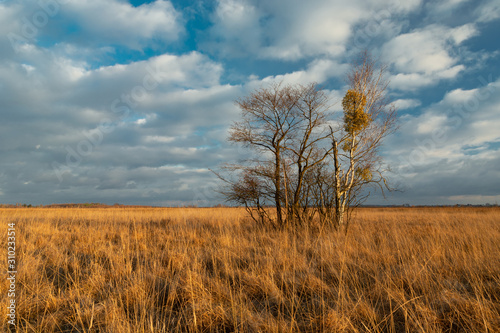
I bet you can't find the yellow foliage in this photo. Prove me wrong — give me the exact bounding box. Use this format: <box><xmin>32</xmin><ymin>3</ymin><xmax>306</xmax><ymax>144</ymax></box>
<box><xmin>341</xmin><ymin>140</ymin><xmax>351</xmax><ymax>152</ymax></box>
<box><xmin>342</xmin><ymin>89</ymin><xmax>370</xmax><ymax>134</ymax></box>
<box><xmin>355</xmin><ymin>166</ymin><xmax>372</xmax><ymax>181</ymax></box>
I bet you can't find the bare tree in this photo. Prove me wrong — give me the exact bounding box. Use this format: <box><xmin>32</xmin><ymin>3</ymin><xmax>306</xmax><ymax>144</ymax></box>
<box><xmin>218</xmin><ymin>82</ymin><xmax>333</xmax><ymax>228</ymax></box>
<box><xmin>283</xmin><ymin>84</ymin><xmax>333</xmax><ymax>226</ymax></box>
<box><xmin>225</xmin><ymin>83</ymin><xmax>303</xmax><ymax>228</ymax></box>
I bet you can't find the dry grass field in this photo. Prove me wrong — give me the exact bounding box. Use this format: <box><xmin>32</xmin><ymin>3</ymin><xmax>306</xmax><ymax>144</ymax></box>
<box><xmin>1</xmin><ymin>206</ymin><xmax>499</xmax><ymax>332</ymax></box>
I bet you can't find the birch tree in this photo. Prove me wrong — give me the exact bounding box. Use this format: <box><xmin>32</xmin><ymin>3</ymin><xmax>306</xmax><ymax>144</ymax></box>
<box><xmin>328</xmin><ymin>51</ymin><xmax>397</xmax><ymax>231</ymax></box>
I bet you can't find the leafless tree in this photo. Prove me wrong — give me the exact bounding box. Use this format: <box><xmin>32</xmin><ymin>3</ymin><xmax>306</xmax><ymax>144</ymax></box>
<box><xmin>216</xmin><ymin>82</ymin><xmax>333</xmax><ymax>228</ymax></box>
<box><xmin>283</xmin><ymin>84</ymin><xmax>334</xmax><ymax>226</ymax></box>
<box><xmin>223</xmin><ymin>83</ymin><xmax>303</xmax><ymax>227</ymax></box>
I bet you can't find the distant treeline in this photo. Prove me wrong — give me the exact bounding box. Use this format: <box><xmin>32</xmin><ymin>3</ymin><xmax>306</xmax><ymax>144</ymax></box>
<box><xmin>0</xmin><ymin>203</ymin><xmax>497</xmax><ymax>209</ymax></box>
<box><xmin>0</xmin><ymin>203</ymin><xmax>124</xmax><ymax>208</ymax></box>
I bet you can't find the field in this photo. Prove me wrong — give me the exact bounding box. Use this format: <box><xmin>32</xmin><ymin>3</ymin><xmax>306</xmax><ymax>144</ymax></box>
<box><xmin>1</xmin><ymin>207</ymin><xmax>499</xmax><ymax>332</ymax></box>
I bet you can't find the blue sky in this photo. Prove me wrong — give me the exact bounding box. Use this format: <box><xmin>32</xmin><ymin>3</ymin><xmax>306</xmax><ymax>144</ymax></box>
<box><xmin>1</xmin><ymin>0</ymin><xmax>499</xmax><ymax>206</ymax></box>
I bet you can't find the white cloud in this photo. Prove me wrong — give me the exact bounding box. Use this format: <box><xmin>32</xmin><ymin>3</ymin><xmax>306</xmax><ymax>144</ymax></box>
<box><xmin>415</xmin><ymin>114</ymin><xmax>448</xmax><ymax>134</ymax></box>
<box><xmin>263</xmin><ymin>0</ymin><xmax>423</xmax><ymax>60</ymax></box>
<box><xmin>393</xmin><ymin>99</ymin><xmax>421</xmax><ymax>110</ymax></box>
<box><xmin>474</xmin><ymin>0</ymin><xmax>500</xmax><ymax>22</ymax></box>
<box><xmin>387</xmin><ymin>76</ymin><xmax>500</xmax><ymax>173</ymax></box>
<box><xmin>141</xmin><ymin>83</ymin><xmax>240</xmax><ymax>135</ymax></box>
<box><xmin>383</xmin><ymin>24</ymin><xmax>476</xmax><ymax>90</ymax></box>
<box><xmin>248</xmin><ymin>58</ymin><xmax>348</xmax><ymax>87</ymax></box>
<box><xmin>207</xmin><ymin>0</ymin><xmax>261</xmax><ymax>56</ymax></box>
<box><xmin>206</xmin><ymin>0</ymin><xmax>423</xmax><ymax>61</ymax></box>
<box><xmin>449</xmin><ymin>24</ymin><xmax>478</xmax><ymax>44</ymax></box>
<box><xmin>385</xmin><ymin>26</ymin><xmax>452</xmax><ymax>73</ymax></box>
<box><xmin>390</xmin><ymin>65</ymin><xmax>465</xmax><ymax>91</ymax></box>
<box><xmin>424</xmin><ymin>0</ymin><xmax>471</xmax><ymax>18</ymax></box>
<box><xmin>67</xmin><ymin>0</ymin><xmax>183</xmax><ymax>48</ymax></box>
<box><xmin>4</xmin><ymin>0</ymin><xmax>183</xmax><ymax>51</ymax></box>
<box><xmin>0</xmin><ymin>46</ymin><xmax>234</xmax><ymax>172</ymax></box>
<box><xmin>144</xmin><ymin>136</ymin><xmax>176</xmax><ymax>143</ymax></box>
<box><xmin>260</xmin><ymin>2</ymin><xmax>353</xmax><ymax>60</ymax></box>
<box><xmin>92</xmin><ymin>52</ymin><xmax>223</xmax><ymax>90</ymax></box>
<box><xmin>390</xmin><ymin>73</ymin><xmax>433</xmax><ymax>91</ymax></box>
<box><xmin>0</xmin><ymin>3</ymin><xmax>21</xmax><ymax>33</ymax></box>
<box><xmin>441</xmin><ymin>87</ymin><xmax>479</xmax><ymax>104</ymax></box>
<box><xmin>3</xmin><ymin>43</ymin><xmax>90</xmax><ymax>92</ymax></box>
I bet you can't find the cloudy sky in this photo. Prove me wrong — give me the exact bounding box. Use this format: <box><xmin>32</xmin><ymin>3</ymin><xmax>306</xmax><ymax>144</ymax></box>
<box><xmin>1</xmin><ymin>0</ymin><xmax>499</xmax><ymax>206</ymax></box>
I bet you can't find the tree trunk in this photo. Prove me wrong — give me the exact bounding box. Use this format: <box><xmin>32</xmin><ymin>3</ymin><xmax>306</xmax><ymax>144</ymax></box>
<box><xmin>275</xmin><ymin>148</ymin><xmax>283</xmax><ymax>227</ymax></box>
<box><xmin>332</xmin><ymin>140</ymin><xmax>344</xmax><ymax>229</ymax></box>
<box><xmin>292</xmin><ymin>163</ymin><xmax>304</xmax><ymax>226</ymax></box>
<box><xmin>335</xmin><ymin>202</ymin><xmax>344</xmax><ymax>228</ymax></box>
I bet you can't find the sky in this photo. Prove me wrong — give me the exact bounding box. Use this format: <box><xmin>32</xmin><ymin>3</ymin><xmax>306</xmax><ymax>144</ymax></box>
<box><xmin>1</xmin><ymin>0</ymin><xmax>499</xmax><ymax>206</ymax></box>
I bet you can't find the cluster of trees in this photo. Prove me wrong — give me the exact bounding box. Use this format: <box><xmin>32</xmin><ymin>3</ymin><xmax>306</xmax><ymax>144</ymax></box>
<box><xmin>217</xmin><ymin>53</ymin><xmax>397</xmax><ymax>232</ymax></box>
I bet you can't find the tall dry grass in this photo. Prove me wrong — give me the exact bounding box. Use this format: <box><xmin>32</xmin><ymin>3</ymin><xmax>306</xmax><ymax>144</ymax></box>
<box><xmin>1</xmin><ymin>206</ymin><xmax>499</xmax><ymax>332</ymax></box>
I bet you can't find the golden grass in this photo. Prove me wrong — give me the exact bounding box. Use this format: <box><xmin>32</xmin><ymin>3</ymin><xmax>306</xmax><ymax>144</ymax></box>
<box><xmin>1</xmin><ymin>206</ymin><xmax>499</xmax><ymax>332</ymax></box>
